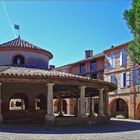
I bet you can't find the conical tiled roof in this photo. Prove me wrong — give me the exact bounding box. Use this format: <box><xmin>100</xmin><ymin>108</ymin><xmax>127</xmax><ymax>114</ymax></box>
<box><xmin>0</xmin><ymin>37</ymin><xmax>53</xmax><ymax>59</ymax></box>
<box><xmin>0</xmin><ymin>37</ymin><xmax>41</xmax><ymax>49</ymax></box>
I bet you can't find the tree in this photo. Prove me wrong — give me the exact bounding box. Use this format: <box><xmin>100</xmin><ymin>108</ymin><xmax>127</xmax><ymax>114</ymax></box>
<box><xmin>124</xmin><ymin>0</ymin><xmax>140</xmax><ymax>64</ymax></box>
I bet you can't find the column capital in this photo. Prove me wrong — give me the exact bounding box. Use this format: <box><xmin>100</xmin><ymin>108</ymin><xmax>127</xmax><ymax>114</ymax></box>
<box><xmin>46</xmin><ymin>83</ymin><xmax>55</xmax><ymax>86</ymax></box>
<box><xmin>0</xmin><ymin>83</ymin><xmax>2</xmax><ymax>86</ymax></box>
<box><xmin>99</xmin><ymin>88</ymin><xmax>104</xmax><ymax>92</ymax></box>
<box><xmin>79</xmin><ymin>86</ymin><xmax>87</xmax><ymax>89</ymax></box>
<box><xmin>104</xmin><ymin>87</ymin><xmax>109</xmax><ymax>92</ymax></box>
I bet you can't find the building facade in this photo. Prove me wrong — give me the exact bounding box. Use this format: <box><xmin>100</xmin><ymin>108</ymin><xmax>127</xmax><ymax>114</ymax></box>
<box><xmin>104</xmin><ymin>43</ymin><xmax>140</xmax><ymax>119</ymax></box>
<box><xmin>57</xmin><ymin>43</ymin><xmax>140</xmax><ymax>119</ymax></box>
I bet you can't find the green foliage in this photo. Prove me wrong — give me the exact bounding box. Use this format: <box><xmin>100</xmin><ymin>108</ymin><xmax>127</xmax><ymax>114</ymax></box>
<box><xmin>124</xmin><ymin>0</ymin><xmax>140</xmax><ymax>64</ymax></box>
<box><xmin>116</xmin><ymin>114</ymin><xmax>125</xmax><ymax>119</ymax></box>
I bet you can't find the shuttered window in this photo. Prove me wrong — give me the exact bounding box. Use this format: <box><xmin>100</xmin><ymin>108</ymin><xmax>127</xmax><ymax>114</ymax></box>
<box><xmin>106</xmin><ymin>53</ymin><xmax>115</xmax><ymax>69</ymax></box>
<box><xmin>120</xmin><ymin>72</ymin><xmax>130</xmax><ymax>88</ymax></box>
<box><xmin>120</xmin><ymin>49</ymin><xmax>127</xmax><ymax>66</ymax></box>
<box><xmin>80</xmin><ymin>63</ymin><xmax>86</xmax><ymax>74</ymax></box>
<box><xmin>133</xmin><ymin>68</ymin><xmax>140</xmax><ymax>85</ymax></box>
<box><xmin>111</xmin><ymin>74</ymin><xmax>117</xmax><ymax>84</ymax></box>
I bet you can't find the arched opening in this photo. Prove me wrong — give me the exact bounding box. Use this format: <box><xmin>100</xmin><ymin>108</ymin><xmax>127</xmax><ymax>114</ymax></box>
<box><xmin>94</xmin><ymin>103</ymin><xmax>99</xmax><ymax>114</ymax></box>
<box><xmin>110</xmin><ymin>98</ymin><xmax>128</xmax><ymax>118</ymax></box>
<box><xmin>9</xmin><ymin>93</ymin><xmax>28</xmax><ymax>110</ymax></box>
<box><xmin>136</xmin><ymin>103</ymin><xmax>140</xmax><ymax>119</ymax></box>
<box><xmin>62</xmin><ymin>100</ymin><xmax>67</xmax><ymax>114</ymax></box>
<box><xmin>53</xmin><ymin>99</ymin><xmax>67</xmax><ymax>114</ymax></box>
<box><xmin>35</xmin><ymin>94</ymin><xmax>46</xmax><ymax>110</ymax></box>
<box><xmin>13</xmin><ymin>55</ymin><xmax>25</xmax><ymax>65</ymax></box>
<box><xmin>54</xmin><ymin>99</ymin><xmax>59</xmax><ymax>114</ymax></box>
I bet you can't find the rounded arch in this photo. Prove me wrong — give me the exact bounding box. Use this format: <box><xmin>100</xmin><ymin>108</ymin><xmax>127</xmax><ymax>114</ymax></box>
<box><xmin>53</xmin><ymin>99</ymin><xmax>59</xmax><ymax>114</ymax></box>
<box><xmin>35</xmin><ymin>94</ymin><xmax>46</xmax><ymax>110</ymax></box>
<box><xmin>9</xmin><ymin>93</ymin><xmax>28</xmax><ymax>110</ymax></box>
<box><xmin>54</xmin><ymin>99</ymin><xmax>59</xmax><ymax>106</ymax></box>
<box><xmin>110</xmin><ymin>98</ymin><xmax>128</xmax><ymax>118</ymax></box>
<box><xmin>13</xmin><ymin>55</ymin><xmax>25</xmax><ymax>65</ymax></box>
<box><xmin>53</xmin><ymin>99</ymin><xmax>67</xmax><ymax>114</ymax></box>
<box><xmin>136</xmin><ymin>103</ymin><xmax>140</xmax><ymax>119</ymax></box>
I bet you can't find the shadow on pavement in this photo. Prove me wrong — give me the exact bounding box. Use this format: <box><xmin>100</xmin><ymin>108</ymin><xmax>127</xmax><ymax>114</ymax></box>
<box><xmin>0</xmin><ymin>119</ymin><xmax>140</xmax><ymax>134</ymax></box>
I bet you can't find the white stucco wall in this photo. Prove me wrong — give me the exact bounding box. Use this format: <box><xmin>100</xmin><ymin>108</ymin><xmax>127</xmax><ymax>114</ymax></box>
<box><xmin>0</xmin><ymin>50</ymin><xmax>49</xmax><ymax>69</ymax></box>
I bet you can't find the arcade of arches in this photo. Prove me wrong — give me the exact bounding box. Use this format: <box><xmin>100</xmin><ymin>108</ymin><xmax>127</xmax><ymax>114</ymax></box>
<box><xmin>110</xmin><ymin>98</ymin><xmax>128</xmax><ymax>118</ymax></box>
<box><xmin>0</xmin><ymin>81</ymin><xmax>115</xmax><ymax>125</ymax></box>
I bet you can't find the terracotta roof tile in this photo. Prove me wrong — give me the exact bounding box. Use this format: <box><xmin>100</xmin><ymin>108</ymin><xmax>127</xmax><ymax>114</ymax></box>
<box><xmin>0</xmin><ymin>37</ymin><xmax>41</xmax><ymax>49</ymax></box>
<box><xmin>0</xmin><ymin>66</ymin><xmax>90</xmax><ymax>80</ymax></box>
<box><xmin>0</xmin><ymin>37</ymin><xmax>53</xmax><ymax>59</ymax></box>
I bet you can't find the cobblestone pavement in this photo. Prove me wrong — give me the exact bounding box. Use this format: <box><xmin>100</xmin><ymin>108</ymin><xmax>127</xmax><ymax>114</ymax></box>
<box><xmin>0</xmin><ymin>119</ymin><xmax>140</xmax><ymax>140</ymax></box>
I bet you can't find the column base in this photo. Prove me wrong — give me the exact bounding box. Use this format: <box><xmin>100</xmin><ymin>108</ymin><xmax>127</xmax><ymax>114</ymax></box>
<box><xmin>78</xmin><ymin>114</ymin><xmax>87</xmax><ymax>118</ymax></box>
<box><xmin>45</xmin><ymin>114</ymin><xmax>55</xmax><ymax>121</ymax></box>
<box><xmin>98</xmin><ymin>113</ymin><xmax>106</xmax><ymax>117</ymax></box>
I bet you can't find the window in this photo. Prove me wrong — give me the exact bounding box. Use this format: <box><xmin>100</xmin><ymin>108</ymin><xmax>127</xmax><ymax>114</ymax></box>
<box><xmin>106</xmin><ymin>53</ymin><xmax>115</xmax><ymax>69</ymax></box>
<box><xmin>110</xmin><ymin>74</ymin><xmax>117</xmax><ymax>84</ymax></box>
<box><xmin>116</xmin><ymin>99</ymin><xmax>125</xmax><ymax>111</ymax></box>
<box><xmin>80</xmin><ymin>63</ymin><xmax>86</xmax><ymax>74</ymax></box>
<box><xmin>13</xmin><ymin>55</ymin><xmax>25</xmax><ymax>65</ymax></box>
<box><xmin>120</xmin><ymin>49</ymin><xmax>127</xmax><ymax>66</ymax></box>
<box><xmin>9</xmin><ymin>93</ymin><xmax>28</xmax><ymax>110</ymax></box>
<box><xmin>120</xmin><ymin>72</ymin><xmax>130</xmax><ymax>88</ymax></box>
<box><xmin>90</xmin><ymin>61</ymin><xmax>96</xmax><ymax>72</ymax></box>
<box><xmin>133</xmin><ymin>68</ymin><xmax>140</xmax><ymax>85</ymax></box>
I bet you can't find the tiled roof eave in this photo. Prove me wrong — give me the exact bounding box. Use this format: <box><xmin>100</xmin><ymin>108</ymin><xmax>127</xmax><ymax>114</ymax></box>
<box><xmin>0</xmin><ymin>38</ymin><xmax>53</xmax><ymax>59</ymax></box>
<box><xmin>0</xmin><ymin>66</ymin><xmax>116</xmax><ymax>92</ymax></box>
<box><xmin>0</xmin><ymin>46</ymin><xmax>53</xmax><ymax>59</ymax></box>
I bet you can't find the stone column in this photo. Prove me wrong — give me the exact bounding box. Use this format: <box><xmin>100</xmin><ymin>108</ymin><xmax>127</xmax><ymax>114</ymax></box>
<box><xmin>58</xmin><ymin>98</ymin><xmax>63</xmax><ymax>117</ymax></box>
<box><xmin>99</xmin><ymin>88</ymin><xmax>104</xmax><ymax>116</ymax></box>
<box><xmin>45</xmin><ymin>83</ymin><xmax>55</xmax><ymax>121</ymax></box>
<box><xmin>79</xmin><ymin>86</ymin><xmax>86</xmax><ymax>117</ymax></box>
<box><xmin>92</xmin><ymin>97</ymin><xmax>95</xmax><ymax>115</ymax></box>
<box><xmin>75</xmin><ymin>98</ymin><xmax>79</xmax><ymax>116</ymax></box>
<box><xmin>0</xmin><ymin>83</ymin><xmax>3</xmax><ymax>122</ymax></box>
<box><xmin>89</xmin><ymin>97</ymin><xmax>95</xmax><ymax>116</ymax></box>
<box><xmin>104</xmin><ymin>90</ymin><xmax>110</xmax><ymax>116</ymax></box>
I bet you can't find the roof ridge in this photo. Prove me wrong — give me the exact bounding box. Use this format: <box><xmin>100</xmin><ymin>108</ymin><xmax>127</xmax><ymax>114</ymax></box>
<box><xmin>0</xmin><ymin>66</ymin><xmax>11</xmax><ymax>73</ymax></box>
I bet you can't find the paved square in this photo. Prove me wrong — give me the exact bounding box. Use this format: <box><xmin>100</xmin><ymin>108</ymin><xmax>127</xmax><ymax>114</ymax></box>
<box><xmin>0</xmin><ymin>119</ymin><xmax>140</xmax><ymax>140</ymax></box>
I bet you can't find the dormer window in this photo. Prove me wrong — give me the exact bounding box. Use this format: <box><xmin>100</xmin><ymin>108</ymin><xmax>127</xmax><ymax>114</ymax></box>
<box><xmin>13</xmin><ymin>55</ymin><xmax>25</xmax><ymax>65</ymax></box>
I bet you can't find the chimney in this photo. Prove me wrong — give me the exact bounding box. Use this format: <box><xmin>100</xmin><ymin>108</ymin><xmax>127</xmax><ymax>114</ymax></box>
<box><xmin>85</xmin><ymin>50</ymin><xmax>93</xmax><ymax>58</ymax></box>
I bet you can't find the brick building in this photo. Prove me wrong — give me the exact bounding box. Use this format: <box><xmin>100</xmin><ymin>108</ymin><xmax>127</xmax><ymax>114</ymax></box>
<box><xmin>57</xmin><ymin>43</ymin><xmax>140</xmax><ymax>119</ymax></box>
<box><xmin>104</xmin><ymin>43</ymin><xmax>140</xmax><ymax>119</ymax></box>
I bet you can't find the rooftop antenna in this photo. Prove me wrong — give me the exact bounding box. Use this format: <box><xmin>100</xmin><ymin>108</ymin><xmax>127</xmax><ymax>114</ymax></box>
<box><xmin>2</xmin><ymin>0</ymin><xmax>16</xmax><ymax>38</ymax></box>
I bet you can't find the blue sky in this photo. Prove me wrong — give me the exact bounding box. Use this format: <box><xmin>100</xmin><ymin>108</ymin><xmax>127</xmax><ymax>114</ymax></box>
<box><xmin>0</xmin><ymin>0</ymin><xmax>132</xmax><ymax>67</ymax></box>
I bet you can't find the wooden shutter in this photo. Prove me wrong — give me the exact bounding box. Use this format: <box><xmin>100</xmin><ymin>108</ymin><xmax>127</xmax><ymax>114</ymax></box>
<box><xmin>120</xmin><ymin>51</ymin><xmax>122</xmax><ymax>66</ymax></box>
<box><xmin>111</xmin><ymin>74</ymin><xmax>116</xmax><ymax>84</ymax></box>
<box><xmin>126</xmin><ymin>72</ymin><xmax>130</xmax><ymax>87</ymax></box>
<box><xmin>137</xmin><ymin>69</ymin><xmax>140</xmax><ymax>85</ymax></box>
<box><xmin>133</xmin><ymin>68</ymin><xmax>137</xmax><ymax>85</ymax></box>
<box><xmin>108</xmin><ymin>75</ymin><xmax>111</xmax><ymax>82</ymax></box>
<box><xmin>112</xmin><ymin>53</ymin><xmax>115</xmax><ymax>68</ymax></box>
<box><xmin>120</xmin><ymin>73</ymin><xmax>124</xmax><ymax>88</ymax></box>
<box><xmin>107</xmin><ymin>54</ymin><xmax>112</xmax><ymax>68</ymax></box>
<box><xmin>122</xmin><ymin>49</ymin><xmax>127</xmax><ymax>66</ymax></box>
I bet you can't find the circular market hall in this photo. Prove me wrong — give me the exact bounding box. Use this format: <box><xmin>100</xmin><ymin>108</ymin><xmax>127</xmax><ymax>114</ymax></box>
<box><xmin>0</xmin><ymin>37</ymin><xmax>116</xmax><ymax>125</ymax></box>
